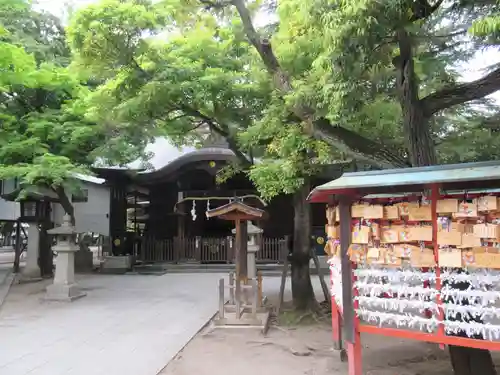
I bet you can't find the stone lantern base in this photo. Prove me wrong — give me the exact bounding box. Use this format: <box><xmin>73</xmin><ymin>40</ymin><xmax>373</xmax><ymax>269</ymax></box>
<box><xmin>44</xmin><ymin>283</ymin><xmax>86</xmax><ymax>302</ymax></box>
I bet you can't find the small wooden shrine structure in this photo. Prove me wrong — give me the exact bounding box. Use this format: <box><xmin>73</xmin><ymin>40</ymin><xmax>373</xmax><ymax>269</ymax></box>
<box><xmin>206</xmin><ymin>199</ymin><xmax>270</xmax><ymax>330</ymax></box>
<box><xmin>307</xmin><ymin>161</ymin><xmax>500</xmax><ymax>375</ymax></box>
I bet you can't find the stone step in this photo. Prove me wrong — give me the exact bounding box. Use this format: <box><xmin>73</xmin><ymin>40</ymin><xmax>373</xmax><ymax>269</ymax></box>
<box><xmin>132</xmin><ymin>262</ymin><xmax>328</xmax><ymax>276</ymax></box>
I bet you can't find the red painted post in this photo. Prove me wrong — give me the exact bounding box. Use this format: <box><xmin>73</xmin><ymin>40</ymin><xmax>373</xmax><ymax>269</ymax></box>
<box><xmin>347</xmin><ymin>338</ymin><xmax>362</xmax><ymax>375</ymax></box>
<box><xmin>348</xmin><ymin>261</ymin><xmax>362</xmax><ymax>375</ymax></box>
<box><xmin>331</xmin><ymin>300</ymin><xmax>341</xmax><ymax>349</ymax></box>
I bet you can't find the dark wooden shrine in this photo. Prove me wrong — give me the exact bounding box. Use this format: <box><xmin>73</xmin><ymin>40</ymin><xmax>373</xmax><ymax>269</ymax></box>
<box><xmin>91</xmin><ymin>138</ymin><xmax>351</xmax><ymax>264</ymax></box>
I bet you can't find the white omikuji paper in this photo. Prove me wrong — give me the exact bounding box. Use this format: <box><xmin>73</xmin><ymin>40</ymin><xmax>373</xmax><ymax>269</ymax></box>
<box><xmin>351</xmin><ymin>265</ymin><xmax>500</xmax><ymax>341</ymax></box>
<box><xmin>329</xmin><ymin>256</ymin><xmax>343</xmax><ymax>309</ymax></box>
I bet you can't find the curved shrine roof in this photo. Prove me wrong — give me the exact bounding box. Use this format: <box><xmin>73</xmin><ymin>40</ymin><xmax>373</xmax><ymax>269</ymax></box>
<box><xmin>93</xmin><ymin>137</ymin><xmax>238</xmax><ymax>182</ymax></box>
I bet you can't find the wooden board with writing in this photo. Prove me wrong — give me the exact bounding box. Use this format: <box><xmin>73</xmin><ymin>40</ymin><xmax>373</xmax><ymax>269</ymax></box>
<box><xmin>437</xmin><ymin>199</ymin><xmax>458</xmax><ymax>214</ymax></box>
<box><xmin>410</xmin><ymin>249</ymin><xmax>436</xmax><ymax>268</ymax></box>
<box><xmin>408</xmin><ymin>205</ymin><xmax>432</xmax><ymax>221</ymax></box>
<box><xmin>438</xmin><ymin>248</ymin><xmax>462</xmax><ymax>268</ymax></box>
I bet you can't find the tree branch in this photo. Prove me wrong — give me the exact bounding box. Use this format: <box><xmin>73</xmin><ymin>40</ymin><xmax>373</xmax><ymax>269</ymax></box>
<box><xmin>177</xmin><ymin>105</ymin><xmax>253</xmax><ymax>167</ymax></box>
<box><xmin>230</xmin><ymin>0</ymin><xmax>408</xmax><ymax>168</ymax></box>
<box><xmin>421</xmin><ymin>66</ymin><xmax>500</xmax><ymax>117</ymax></box>
<box><xmin>198</xmin><ymin>0</ymin><xmax>231</xmax><ymax>9</ymax></box>
<box><xmin>313</xmin><ymin>118</ymin><xmax>410</xmax><ymax>168</ymax></box>
<box><xmin>409</xmin><ymin>0</ymin><xmax>445</xmax><ymax>22</ymax></box>
<box><xmin>230</xmin><ymin>0</ymin><xmax>290</xmax><ymax>89</ymax></box>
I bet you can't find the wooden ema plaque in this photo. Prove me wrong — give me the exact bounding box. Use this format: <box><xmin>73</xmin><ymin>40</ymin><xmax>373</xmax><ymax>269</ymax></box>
<box><xmin>408</xmin><ymin>205</ymin><xmax>432</xmax><ymax>221</ymax></box>
<box><xmin>458</xmin><ymin>233</ymin><xmax>481</xmax><ymax>248</ymax></box>
<box><xmin>385</xmin><ymin>248</ymin><xmax>402</xmax><ymax>267</ymax></box>
<box><xmin>365</xmin><ymin>247</ymin><xmax>402</xmax><ymax>267</ymax></box>
<box><xmin>363</xmin><ymin>205</ymin><xmax>384</xmax><ymax>219</ymax></box>
<box><xmin>410</xmin><ymin>248</ymin><xmax>436</xmax><ymax>268</ymax></box>
<box><xmin>383</xmin><ymin>205</ymin><xmax>399</xmax><ymax>220</ymax></box>
<box><xmin>437</xmin><ymin>230</ymin><xmax>462</xmax><ymax>246</ymax></box>
<box><xmin>351</xmin><ymin>204</ymin><xmax>366</xmax><ymax>218</ymax></box>
<box><xmin>348</xmin><ymin>244</ymin><xmax>366</xmax><ymax>263</ymax></box>
<box><xmin>438</xmin><ymin>221</ymin><xmax>473</xmax><ymax>233</ymax></box>
<box><xmin>397</xmin><ymin>202</ymin><xmax>419</xmax><ymax>217</ymax></box>
<box><xmin>473</xmin><ymin>223</ymin><xmax>500</xmax><ymax>240</ymax></box>
<box><xmin>475</xmin><ymin>196</ymin><xmax>498</xmax><ymax>212</ymax></box>
<box><xmin>352</xmin><ymin>226</ymin><xmax>370</xmax><ymax>244</ymax></box>
<box><xmin>371</xmin><ymin>223</ymin><xmax>381</xmax><ymax>240</ymax></box>
<box><xmin>325</xmin><ymin>224</ymin><xmax>340</xmax><ymax>239</ymax></box>
<box><xmin>393</xmin><ymin>244</ymin><xmax>420</xmax><ymax>259</ymax></box>
<box><xmin>439</xmin><ymin>248</ymin><xmax>462</xmax><ymax>268</ymax></box>
<box><xmin>454</xmin><ymin>201</ymin><xmax>478</xmax><ymax>218</ymax></box>
<box><xmin>399</xmin><ymin>226</ymin><xmax>433</xmax><ymax>242</ymax></box>
<box><xmin>465</xmin><ymin>247</ymin><xmax>500</xmax><ymax>269</ymax></box>
<box><xmin>437</xmin><ymin>199</ymin><xmax>458</xmax><ymax>214</ymax></box>
<box><xmin>324</xmin><ymin>240</ymin><xmax>339</xmax><ymax>257</ymax></box>
<box><xmin>326</xmin><ymin>206</ymin><xmax>337</xmax><ymax>224</ymax></box>
<box><xmin>366</xmin><ymin>247</ymin><xmax>384</xmax><ymax>264</ymax></box>
<box><xmin>381</xmin><ymin>226</ymin><xmax>399</xmax><ymax>244</ymax></box>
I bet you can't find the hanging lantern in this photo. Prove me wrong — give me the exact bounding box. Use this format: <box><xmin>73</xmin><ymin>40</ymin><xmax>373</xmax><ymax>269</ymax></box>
<box><xmin>20</xmin><ymin>199</ymin><xmax>48</xmax><ymax>222</ymax></box>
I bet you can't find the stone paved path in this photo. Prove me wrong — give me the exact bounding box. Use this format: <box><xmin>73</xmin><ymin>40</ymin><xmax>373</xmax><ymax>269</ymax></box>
<box><xmin>0</xmin><ymin>273</ymin><xmax>226</xmax><ymax>375</ymax></box>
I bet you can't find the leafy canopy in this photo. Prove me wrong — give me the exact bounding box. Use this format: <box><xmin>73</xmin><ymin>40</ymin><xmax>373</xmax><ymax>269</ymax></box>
<box><xmin>0</xmin><ymin>0</ymin><xmax>151</xmax><ymax>200</ymax></box>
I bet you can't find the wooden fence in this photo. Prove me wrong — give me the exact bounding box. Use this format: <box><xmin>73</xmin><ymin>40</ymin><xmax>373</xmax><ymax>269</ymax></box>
<box><xmin>139</xmin><ymin>235</ymin><xmax>288</xmax><ymax>264</ymax></box>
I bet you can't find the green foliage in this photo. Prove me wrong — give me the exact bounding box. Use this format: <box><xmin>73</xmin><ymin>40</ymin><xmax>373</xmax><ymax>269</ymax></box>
<box><xmin>268</xmin><ymin>0</ymin><xmax>500</xmax><ymax>165</ymax></box>
<box><xmin>0</xmin><ymin>0</ymin><xmax>153</xmax><ymax>205</ymax></box>
<box><xmin>45</xmin><ymin>0</ymin><xmax>500</xmax><ymax>201</ymax></box>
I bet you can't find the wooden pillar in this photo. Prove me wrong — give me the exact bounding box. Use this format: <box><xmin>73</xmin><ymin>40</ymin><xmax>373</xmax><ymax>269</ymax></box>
<box><xmin>177</xmin><ymin>202</ymin><xmax>185</xmax><ymax>260</ymax></box>
<box><xmin>13</xmin><ymin>219</ymin><xmax>21</xmax><ymax>273</ymax></box>
<box><xmin>235</xmin><ymin>219</ymin><xmax>247</xmax><ymax>280</ymax></box>
<box><xmin>109</xmin><ymin>183</ymin><xmax>127</xmax><ymax>256</ymax></box>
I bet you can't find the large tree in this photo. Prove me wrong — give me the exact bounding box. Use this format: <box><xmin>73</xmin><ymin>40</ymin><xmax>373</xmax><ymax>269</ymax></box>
<box><xmin>0</xmin><ymin>0</ymin><xmax>152</xmax><ymax>275</ymax></box>
<box><xmin>67</xmin><ymin>0</ymin><xmax>500</xmax><ymax>319</ymax></box>
<box><xmin>67</xmin><ymin>0</ymin><xmax>365</xmax><ymax>311</ymax></box>
<box><xmin>226</xmin><ymin>0</ymin><xmax>500</xmax><ymax>373</ymax></box>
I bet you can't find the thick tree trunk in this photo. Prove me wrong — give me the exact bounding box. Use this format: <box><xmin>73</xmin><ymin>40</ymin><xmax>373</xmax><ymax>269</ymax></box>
<box><xmin>396</xmin><ymin>27</ymin><xmax>496</xmax><ymax>375</ymax></box>
<box><xmin>401</xmin><ymin>104</ymin><xmax>436</xmax><ymax>166</ymax></box>
<box><xmin>395</xmin><ymin>29</ymin><xmax>437</xmax><ymax>167</ymax></box>
<box><xmin>291</xmin><ymin>180</ymin><xmax>318</xmax><ymax>311</ymax></box>
<box><xmin>37</xmin><ymin>186</ymin><xmax>77</xmax><ymax>278</ymax></box>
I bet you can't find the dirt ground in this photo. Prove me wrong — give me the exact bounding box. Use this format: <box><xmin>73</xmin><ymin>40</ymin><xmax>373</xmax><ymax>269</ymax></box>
<box><xmin>160</xmin><ymin>310</ymin><xmax>500</xmax><ymax>375</ymax></box>
<box><xmin>159</xmin><ymin>278</ymin><xmax>500</xmax><ymax>375</ymax></box>
<box><xmin>160</xmin><ymin>318</ymin><xmax>471</xmax><ymax>375</ymax></box>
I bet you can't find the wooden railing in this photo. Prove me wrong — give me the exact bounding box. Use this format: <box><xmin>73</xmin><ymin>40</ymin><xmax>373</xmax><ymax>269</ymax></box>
<box><xmin>141</xmin><ymin>237</ymin><xmax>176</xmax><ymax>262</ymax></box>
<box><xmin>257</xmin><ymin>237</ymin><xmax>288</xmax><ymax>263</ymax></box>
<box><xmin>139</xmin><ymin>235</ymin><xmax>288</xmax><ymax>264</ymax></box>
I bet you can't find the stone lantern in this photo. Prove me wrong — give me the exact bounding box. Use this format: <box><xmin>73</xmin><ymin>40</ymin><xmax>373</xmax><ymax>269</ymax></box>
<box><xmin>44</xmin><ymin>214</ymin><xmax>86</xmax><ymax>302</ymax></box>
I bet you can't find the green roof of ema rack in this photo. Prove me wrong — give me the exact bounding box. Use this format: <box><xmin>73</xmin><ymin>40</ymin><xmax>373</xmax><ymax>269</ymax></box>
<box><xmin>308</xmin><ymin>161</ymin><xmax>500</xmax><ymax>203</ymax></box>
